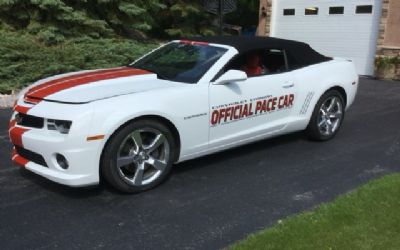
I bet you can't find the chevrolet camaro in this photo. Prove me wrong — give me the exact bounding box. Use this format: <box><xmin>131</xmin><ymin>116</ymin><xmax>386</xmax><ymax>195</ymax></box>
<box><xmin>9</xmin><ymin>36</ymin><xmax>358</xmax><ymax>193</ymax></box>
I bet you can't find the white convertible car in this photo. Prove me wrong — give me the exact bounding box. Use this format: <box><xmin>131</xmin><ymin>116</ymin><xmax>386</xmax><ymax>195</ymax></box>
<box><xmin>9</xmin><ymin>36</ymin><xmax>358</xmax><ymax>193</ymax></box>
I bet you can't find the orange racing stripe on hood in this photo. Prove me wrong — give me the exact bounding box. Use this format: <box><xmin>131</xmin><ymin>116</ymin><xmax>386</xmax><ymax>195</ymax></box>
<box><xmin>25</xmin><ymin>67</ymin><xmax>149</xmax><ymax>103</ymax></box>
<box><xmin>26</xmin><ymin>67</ymin><xmax>127</xmax><ymax>95</ymax></box>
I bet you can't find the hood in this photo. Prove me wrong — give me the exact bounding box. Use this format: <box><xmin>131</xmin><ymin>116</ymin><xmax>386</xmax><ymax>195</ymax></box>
<box><xmin>24</xmin><ymin>67</ymin><xmax>179</xmax><ymax>104</ymax></box>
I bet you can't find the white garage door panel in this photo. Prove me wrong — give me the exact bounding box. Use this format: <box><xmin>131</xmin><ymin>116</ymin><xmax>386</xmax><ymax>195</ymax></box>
<box><xmin>271</xmin><ymin>0</ymin><xmax>382</xmax><ymax>75</ymax></box>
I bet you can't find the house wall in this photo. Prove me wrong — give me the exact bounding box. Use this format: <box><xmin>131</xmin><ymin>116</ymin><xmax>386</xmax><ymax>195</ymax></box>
<box><xmin>383</xmin><ymin>0</ymin><xmax>400</xmax><ymax>47</ymax></box>
<box><xmin>257</xmin><ymin>0</ymin><xmax>272</xmax><ymax>36</ymax></box>
<box><xmin>260</xmin><ymin>0</ymin><xmax>399</xmax><ymax>79</ymax></box>
<box><xmin>376</xmin><ymin>0</ymin><xmax>400</xmax><ymax>80</ymax></box>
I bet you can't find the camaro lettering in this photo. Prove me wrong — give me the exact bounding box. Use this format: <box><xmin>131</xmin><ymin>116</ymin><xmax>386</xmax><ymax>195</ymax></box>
<box><xmin>211</xmin><ymin>94</ymin><xmax>294</xmax><ymax>126</ymax></box>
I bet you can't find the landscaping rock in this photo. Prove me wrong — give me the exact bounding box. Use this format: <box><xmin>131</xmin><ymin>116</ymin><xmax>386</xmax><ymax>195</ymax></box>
<box><xmin>0</xmin><ymin>93</ymin><xmax>17</xmax><ymax>109</ymax></box>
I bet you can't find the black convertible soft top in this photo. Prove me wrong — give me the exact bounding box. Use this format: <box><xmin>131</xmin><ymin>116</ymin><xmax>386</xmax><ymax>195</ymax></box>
<box><xmin>187</xmin><ymin>36</ymin><xmax>331</xmax><ymax>68</ymax></box>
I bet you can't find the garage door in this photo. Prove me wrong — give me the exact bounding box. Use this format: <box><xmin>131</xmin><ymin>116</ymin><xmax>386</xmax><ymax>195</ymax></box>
<box><xmin>270</xmin><ymin>0</ymin><xmax>382</xmax><ymax>75</ymax></box>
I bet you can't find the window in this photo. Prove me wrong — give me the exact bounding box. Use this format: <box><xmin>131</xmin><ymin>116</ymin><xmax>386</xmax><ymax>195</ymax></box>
<box><xmin>329</xmin><ymin>6</ymin><xmax>344</xmax><ymax>15</ymax></box>
<box><xmin>285</xmin><ymin>52</ymin><xmax>302</xmax><ymax>70</ymax></box>
<box><xmin>261</xmin><ymin>49</ymin><xmax>288</xmax><ymax>74</ymax></box>
<box><xmin>132</xmin><ymin>42</ymin><xmax>227</xmax><ymax>83</ymax></box>
<box><xmin>283</xmin><ymin>9</ymin><xmax>295</xmax><ymax>16</ymax></box>
<box><xmin>224</xmin><ymin>49</ymin><xmax>288</xmax><ymax>77</ymax></box>
<box><xmin>305</xmin><ymin>7</ymin><xmax>318</xmax><ymax>15</ymax></box>
<box><xmin>356</xmin><ymin>5</ymin><xmax>373</xmax><ymax>14</ymax></box>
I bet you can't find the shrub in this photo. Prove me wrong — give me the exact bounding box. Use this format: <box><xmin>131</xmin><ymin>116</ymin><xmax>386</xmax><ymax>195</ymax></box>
<box><xmin>0</xmin><ymin>30</ymin><xmax>157</xmax><ymax>94</ymax></box>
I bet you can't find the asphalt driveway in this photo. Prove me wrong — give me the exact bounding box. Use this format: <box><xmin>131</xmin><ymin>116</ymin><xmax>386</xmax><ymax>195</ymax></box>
<box><xmin>1</xmin><ymin>78</ymin><xmax>400</xmax><ymax>250</ymax></box>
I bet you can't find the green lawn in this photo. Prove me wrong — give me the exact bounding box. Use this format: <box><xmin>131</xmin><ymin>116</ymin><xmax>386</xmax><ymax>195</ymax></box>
<box><xmin>230</xmin><ymin>174</ymin><xmax>400</xmax><ymax>250</ymax></box>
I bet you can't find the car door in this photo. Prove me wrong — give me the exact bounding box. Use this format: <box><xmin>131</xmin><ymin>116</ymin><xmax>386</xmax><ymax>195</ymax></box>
<box><xmin>208</xmin><ymin>50</ymin><xmax>297</xmax><ymax>148</ymax></box>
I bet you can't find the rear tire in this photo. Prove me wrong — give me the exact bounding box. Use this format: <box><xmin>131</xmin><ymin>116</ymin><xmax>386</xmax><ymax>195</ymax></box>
<box><xmin>306</xmin><ymin>90</ymin><xmax>345</xmax><ymax>141</ymax></box>
<box><xmin>101</xmin><ymin>119</ymin><xmax>176</xmax><ymax>193</ymax></box>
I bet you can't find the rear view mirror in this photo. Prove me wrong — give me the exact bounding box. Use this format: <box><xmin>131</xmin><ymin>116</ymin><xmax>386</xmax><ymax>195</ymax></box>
<box><xmin>214</xmin><ymin>70</ymin><xmax>248</xmax><ymax>85</ymax></box>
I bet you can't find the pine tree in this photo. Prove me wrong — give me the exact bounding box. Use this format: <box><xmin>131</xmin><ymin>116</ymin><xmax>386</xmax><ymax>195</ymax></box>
<box><xmin>0</xmin><ymin>0</ymin><xmax>112</xmax><ymax>44</ymax></box>
<box><xmin>0</xmin><ymin>0</ymin><xmax>219</xmax><ymax>42</ymax></box>
<box><xmin>159</xmin><ymin>0</ymin><xmax>216</xmax><ymax>38</ymax></box>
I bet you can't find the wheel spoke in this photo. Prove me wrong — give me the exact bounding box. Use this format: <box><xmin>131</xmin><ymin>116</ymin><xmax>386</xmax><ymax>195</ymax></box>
<box><xmin>329</xmin><ymin>112</ymin><xmax>342</xmax><ymax>120</ymax></box>
<box><xmin>332</xmin><ymin>119</ymin><xmax>339</xmax><ymax>132</ymax></box>
<box><xmin>326</xmin><ymin>121</ymin><xmax>333</xmax><ymax>134</ymax></box>
<box><xmin>147</xmin><ymin>157</ymin><xmax>167</xmax><ymax>171</ymax></box>
<box><xmin>146</xmin><ymin>134</ymin><xmax>165</xmax><ymax>154</ymax></box>
<box><xmin>327</xmin><ymin>97</ymin><xmax>337</xmax><ymax>112</ymax></box>
<box><xmin>318</xmin><ymin>118</ymin><xmax>326</xmax><ymax>128</ymax></box>
<box><xmin>320</xmin><ymin>107</ymin><xmax>327</xmax><ymax>115</ymax></box>
<box><xmin>117</xmin><ymin>155</ymin><xmax>135</xmax><ymax>168</ymax></box>
<box><xmin>132</xmin><ymin>165</ymin><xmax>144</xmax><ymax>185</ymax></box>
<box><xmin>131</xmin><ymin>130</ymin><xmax>143</xmax><ymax>149</ymax></box>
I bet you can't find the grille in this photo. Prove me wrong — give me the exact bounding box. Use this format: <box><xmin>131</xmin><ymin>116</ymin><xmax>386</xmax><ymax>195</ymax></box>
<box><xmin>16</xmin><ymin>113</ymin><xmax>44</xmax><ymax>129</ymax></box>
<box><xmin>15</xmin><ymin>146</ymin><xmax>48</xmax><ymax>167</ymax></box>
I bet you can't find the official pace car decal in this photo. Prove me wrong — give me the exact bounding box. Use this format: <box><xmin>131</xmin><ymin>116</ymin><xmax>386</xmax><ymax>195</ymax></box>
<box><xmin>211</xmin><ymin>94</ymin><xmax>294</xmax><ymax>126</ymax></box>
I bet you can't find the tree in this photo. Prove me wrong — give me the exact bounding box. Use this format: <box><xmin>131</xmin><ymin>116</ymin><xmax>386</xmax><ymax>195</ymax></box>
<box><xmin>0</xmin><ymin>0</ymin><xmax>112</xmax><ymax>44</ymax></box>
<box><xmin>0</xmin><ymin>0</ymin><xmax>168</xmax><ymax>42</ymax></box>
<box><xmin>0</xmin><ymin>0</ymin><xmax>260</xmax><ymax>42</ymax></box>
<box><xmin>224</xmin><ymin>0</ymin><xmax>259</xmax><ymax>31</ymax></box>
<box><xmin>157</xmin><ymin>0</ymin><xmax>215</xmax><ymax>38</ymax></box>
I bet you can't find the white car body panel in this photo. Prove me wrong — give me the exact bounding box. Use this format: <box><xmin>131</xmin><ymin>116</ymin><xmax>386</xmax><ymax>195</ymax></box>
<box><xmin>9</xmin><ymin>40</ymin><xmax>358</xmax><ymax>187</ymax></box>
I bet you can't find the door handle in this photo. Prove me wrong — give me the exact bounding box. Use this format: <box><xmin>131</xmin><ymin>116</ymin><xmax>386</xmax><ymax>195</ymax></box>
<box><xmin>282</xmin><ymin>83</ymin><xmax>295</xmax><ymax>89</ymax></box>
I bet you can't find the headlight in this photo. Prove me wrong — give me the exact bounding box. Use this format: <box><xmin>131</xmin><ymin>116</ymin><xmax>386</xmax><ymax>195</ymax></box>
<box><xmin>47</xmin><ymin>119</ymin><xmax>72</xmax><ymax>134</ymax></box>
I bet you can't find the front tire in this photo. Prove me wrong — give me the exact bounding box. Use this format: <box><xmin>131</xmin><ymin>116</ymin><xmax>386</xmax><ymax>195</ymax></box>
<box><xmin>101</xmin><ymin>119</ymin><xmax>176</xmax><ymax>193</ymax></box>
<box><xmin>306</xmin><ymin>90</ymin><xmax>345</xmax><ymax>141</ymax></box>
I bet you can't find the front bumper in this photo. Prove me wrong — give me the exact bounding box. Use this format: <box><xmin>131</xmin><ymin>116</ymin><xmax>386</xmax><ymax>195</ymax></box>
<box><xmin>9</xmin><ymin>101</ymin><xmax>104</xmax><ymax>187</ymax></box>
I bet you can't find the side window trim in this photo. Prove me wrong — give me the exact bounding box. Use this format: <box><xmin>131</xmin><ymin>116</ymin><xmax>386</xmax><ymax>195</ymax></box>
<box><xmin>212</xmin><ymin>48</ymin><xmax>292</xmax><ymax>81</ymax></box>
<box><xmin>244</xmin><ymin>49</ymin><xmax>291</xmax><ymax>78</ymax></box>
<box><xmin>283</xmin><ymin>50</ymin><xmax>289</xmax><ymax>72</ymax></box>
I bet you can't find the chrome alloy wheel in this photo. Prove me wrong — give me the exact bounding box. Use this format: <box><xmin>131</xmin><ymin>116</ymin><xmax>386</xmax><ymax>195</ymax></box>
<box><xmin>317</xmin><ymin>96</ymin><xmax>343</xmax><ymax>136</ymax></box>
<box><xmin>116</xmin><ymin>128</ymin><xmax>170</xmax><ymax>186</ymax></box>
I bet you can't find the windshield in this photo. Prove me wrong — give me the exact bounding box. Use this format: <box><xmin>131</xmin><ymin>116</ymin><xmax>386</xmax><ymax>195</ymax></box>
<box><xmin>131</xmin><ymin>42</ymin><xmax>227</xmax><ymax>83</ymax></box>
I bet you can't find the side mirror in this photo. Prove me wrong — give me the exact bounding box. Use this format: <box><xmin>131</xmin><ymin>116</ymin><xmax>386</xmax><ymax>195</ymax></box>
<box><xmin>214</xmin><ymin>70</ymin><xmax>248</xmax><ymax>85</ymax></box>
